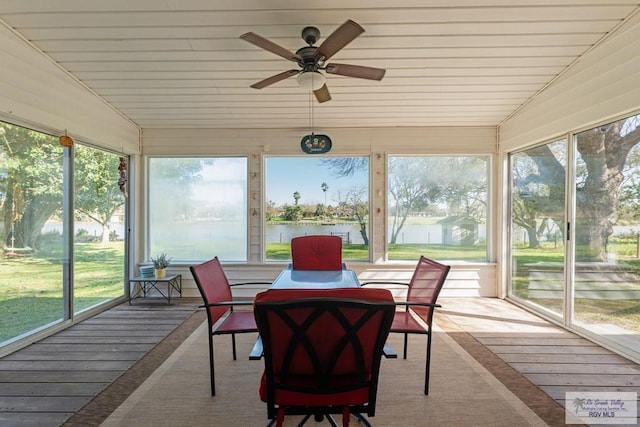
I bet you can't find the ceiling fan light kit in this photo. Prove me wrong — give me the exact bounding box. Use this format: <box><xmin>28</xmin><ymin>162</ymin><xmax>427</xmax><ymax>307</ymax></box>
<box><xmin>240</xmin><ymin>19</ymin><xmax>385</xmax><ymax>103</ymax></box>
<box><xmin>297</xmin><ymin>71</ymin><xmax>326</xmax><ymax>91</ymax></box>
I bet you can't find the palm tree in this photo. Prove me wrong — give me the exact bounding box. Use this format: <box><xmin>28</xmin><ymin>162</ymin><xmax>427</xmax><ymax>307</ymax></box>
<box><xmin>321</xmin><ymin>182</ymin><xmax>329</xmax><ymax>217</ymax></box>
<box><xmin>293</xmin><ymin>191</ymin><xmax>301</xmax><ymax>205</ymax></box>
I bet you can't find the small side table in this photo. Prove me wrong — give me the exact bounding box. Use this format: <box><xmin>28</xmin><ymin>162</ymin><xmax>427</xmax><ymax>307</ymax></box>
<box><xmin>129</xmin><ymin>274</ymin><xmax>182</xmax><ymax>305</ymax></box>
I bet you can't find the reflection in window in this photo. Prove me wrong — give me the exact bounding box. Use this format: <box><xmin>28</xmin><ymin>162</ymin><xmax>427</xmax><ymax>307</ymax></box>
<box><xmin>387</xmin><ymin>156</ymin><xmax>488</xmax><ymax>261</ymax></box>
<box><xmin>264</xmin><ymin>156</ymin><xmax>369</xmax><ymax>262</ymax></box>
<box><xmin>148</xmin><ymin>157</ymin><xmax>248</xmax><ymax>262</ymax></box>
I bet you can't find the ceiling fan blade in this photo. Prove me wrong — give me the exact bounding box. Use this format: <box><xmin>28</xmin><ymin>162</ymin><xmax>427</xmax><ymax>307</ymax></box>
<box><xmin>314</xmin><ymin>84</ymin><xmax>331</xmax><ymax>103</ymax></box>
<box><xmin>314</xmin><ymin>20</ymin><xmax>364</xmax><ymax>61</ymax></box>
<box><xmin>250</xmin><ymin>70</ymin><xmax>299</xmax><ymax>89</ymax></box>
<box><xmin>325</xmin><ymin>63</ymin><xmax>386</xmax><ymax>80</ymax></box>
<box><xmin>240</xmin><ymin>32</ymin><xmax>301</xmax><ymax>62</ymax></box>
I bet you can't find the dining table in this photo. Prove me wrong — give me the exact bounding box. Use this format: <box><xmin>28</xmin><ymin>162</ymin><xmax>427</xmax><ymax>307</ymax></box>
<box><xmin>249</xmin><ymin>268</ymin><xmax>397</xmax><ymax>359</ymax></box>
<box><xmin>269</xmin><ymin>268</ymin><xmax>360</xmax><ymax>289</ymax></box>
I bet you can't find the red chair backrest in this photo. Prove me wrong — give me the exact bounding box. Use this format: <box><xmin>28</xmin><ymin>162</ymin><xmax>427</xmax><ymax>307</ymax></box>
<box><xmin>190</xmin><ymin>257</ymin><xmax>233</xmax><ymax>327</ymax></box>
<box><xmin>406</xmin><ymin>256</ymin><xmax>450</xmax><ymax>325</ymax></box>
<box><xmin>254</xmin><ymin>288</ymin><xmax>394</xmax><ymax>406</ymax></box>
<box><xmin>290</xmin><ymin>235</ymin><xmax>343</xmax><ymax>270</ymax></box>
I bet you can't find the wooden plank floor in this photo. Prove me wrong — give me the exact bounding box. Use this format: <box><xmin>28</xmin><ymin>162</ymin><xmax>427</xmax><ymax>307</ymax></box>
<box><xmin>0</xmin><ymin>296</ymin><xmax>638</xmax><ymax>426</ymax></box>
<box><xmin>0</xmin><ymin>297</ymin><xmax>200</xmax><ymax>427</ymax></box>
<box><xmin>439</xmin><ymin>297</ymin><xmax>640</xmax><ymax>419</ymax></box>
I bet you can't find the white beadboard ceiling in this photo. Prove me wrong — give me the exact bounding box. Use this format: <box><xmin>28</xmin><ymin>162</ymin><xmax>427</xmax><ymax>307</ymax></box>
<box><xmin>1</xmin><ymin>1</ymin><xmax>639</xmax><ymax>130</ymax></box>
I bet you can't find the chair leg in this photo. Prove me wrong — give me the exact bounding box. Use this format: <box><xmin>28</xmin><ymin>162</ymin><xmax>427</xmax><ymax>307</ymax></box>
<box><xmin>403</xmin><ymin>332</ymin><xmax>408</xmax><ymax>359</ymax></box>
<box><xmin>297</xmin><ymin>414</ymin><xmax>312</xmax><ymax>426</ymax></box>
<box><xmin>342</xmin><ymin>407</ymin><xmax>350</xmax><ymax>427</ymax></box>
<box><xmin>231</xmin><ymin>333</ymin><xmax>237</xmax><ymax>360</ymax></box>
<box><xmin>424</xmin><ymin>329</ymin><xmax>432</xmax><ymax>395</ymax></box>
<box><xmin>353</xmin><ymin>413</ymin><xmax>372</xmax><ymax>427</ymax></box>
<box><xmin>276</xmin><ymin>408</ymin><xmax>285</xmax><ymax>427</ymax></box>
<box><xmin>324</xmin><ymin>414</ymin><xmax>339</xmax><ymax>427</ymax></box>
<box><xmin>208</xmin><ymin>333</ymin><xmax>216</xmax><ymax>396</ymax></box>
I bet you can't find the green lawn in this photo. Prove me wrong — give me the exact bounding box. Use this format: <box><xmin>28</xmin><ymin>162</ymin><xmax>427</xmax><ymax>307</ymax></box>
<box><xmin>512</xmin><ymin>240</ymin><xmax>640</xmax><ymax>333</ymax></box>
<box><xmin>2</xmin><ymin>238</ymin><xmax>639</xmax><ymax>344</ymax></box>
<box><xmin>0</xmin><ymin>241</ymin><xmax>124</xmax><ymax>343</ymax></box>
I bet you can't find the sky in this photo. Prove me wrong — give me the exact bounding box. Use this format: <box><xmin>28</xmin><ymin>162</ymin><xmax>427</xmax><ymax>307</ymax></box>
<box><xmin>265</xmin><ymin>157</ymin><xmax>368</xmax><ymax>206</ymax></box>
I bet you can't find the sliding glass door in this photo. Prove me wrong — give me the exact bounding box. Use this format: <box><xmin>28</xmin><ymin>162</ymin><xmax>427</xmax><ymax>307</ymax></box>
<box><xmin>0</xmin><ymin>120</ymin><xmax>128</xmax><ymax>349</ymax></box>
<box><xmin>0</xmin><ymin>122</ymin><xmax>65</xmax><ymax>344</ymax></box>
<box><xmin>73</xmin><ymin>145</ymin><xmax>127</xmax><ymax>314</ymax></box>
<box><xmin>509</xmin><ymin>112</ymin><xmax>640</xmax><ymax>358</ymax></box>
<box><xmin>509</xmin><ymin>139</ymin><xmax>567</xmax><ymax>319</ymax></box>
<box><xmin>572</xmin><ymin>115</ymin><xmax>640</xmax><ymax>353</ymax></box>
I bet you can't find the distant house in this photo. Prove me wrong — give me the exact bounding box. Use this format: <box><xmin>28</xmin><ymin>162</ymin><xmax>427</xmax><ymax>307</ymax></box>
<box><xmin>438</xmin><ymin>216</ymin><xmax>479</xmax><ymax>246</ymax></box>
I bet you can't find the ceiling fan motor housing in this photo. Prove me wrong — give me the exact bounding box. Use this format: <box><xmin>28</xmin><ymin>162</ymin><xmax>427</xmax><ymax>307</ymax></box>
<box><xmin>295</xmin><ymin>46</ymin><xmax>321</xmax><ymax>70</ymax></box>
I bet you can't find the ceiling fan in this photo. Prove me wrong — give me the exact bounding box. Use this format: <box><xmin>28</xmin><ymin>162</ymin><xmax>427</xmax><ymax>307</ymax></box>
<box><xmin>240</xmin><ymin>20</ymin><xmax>386</xmax><ymax>103</ymax></box>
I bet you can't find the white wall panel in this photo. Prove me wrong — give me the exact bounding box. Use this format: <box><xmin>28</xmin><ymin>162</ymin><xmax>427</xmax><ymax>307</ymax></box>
<box><xmin>142</xmin><ymin>126</ymin><xmax>496</xmax><ymax>155</ymax></box>
<box><xmin>169</xmin><ymin>262</ymin><xmax>497</xmax><ymax>298</ymax></box>
<box><xmin>499</xmin><ymin>12</ymin><xmax>640</xmax><ymax>151</ymax></box>
<box><xmin>0</xmin><ymin>23</ymin><xmax>139</xmax><ymax>153</ymax></box>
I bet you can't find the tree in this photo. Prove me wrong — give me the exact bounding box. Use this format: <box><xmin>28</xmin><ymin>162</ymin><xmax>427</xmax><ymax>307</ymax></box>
<box><xmin>74</xmin><ymin>146</ymin><xmax>125</xmax><ymax>243</ymax></box>
<box><xmin>293</xmin><ymin>191</ymin><xmax>301</xmax><ymax>205</ymax></box>
<box><xmin>320</xmin><ymin>158</ymin><xmax>367</xmax><ymax>177</ymax></box>
<box><xmin>388</xmin><ymin>157</ymin><xmax>443</xmax><ymax>244</ymax></box>
<box><xmin>0</xmin><ymin>123</ymin><xmax>63</xmax><ymax>249</ymax></box>
<box><xmin>617</xmin><ymin>148</ymin><xmax>640</xmax><ymax>221</ymax></box>
<box><xmin>265</xmin><ymin>200</ymin><xmax>277</xmax><ymax>221</ymax></box>
<box><xmin>574</xmin><ymin>120</ymin><xmax>640</xmax><ymax>260</ymax></box>
<box><xmin>511</xmin><ymin>145</ymin><xmax>566</xmax><ymax>248</ymax></box>
<box><xmin>438</xmin><ymin>157</ymin><xmax>487</xmax><ymax>221</ymax></box>
<box><xmin>148</xmin><ymin>157</ymin><xmax>210</xmax><ymax>225</ymax></box>
<box><xmin>520</xmin><ymin>115</ymin><xmax>640</xmax><ymax>261</ymax></box>
<box><xmin>335</xmin><ymin>186</ymin><xmax>369</xmax><ymax>245</ymax></box>
<box><xmin>282</xmin><ymin>204</ymin><xmax>302</xmax><ymax>221</ymax></box>
<box><xmin>321</xmin><ymin>182</ymin><xmax>329</xmax><ymax>217</ymax></box>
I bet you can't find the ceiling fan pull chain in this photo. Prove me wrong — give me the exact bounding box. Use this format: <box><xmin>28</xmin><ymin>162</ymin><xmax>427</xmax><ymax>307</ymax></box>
<box><xmin>309</xmin><ymin>89</ymin><xmax>314</xmax><ymax>136</ymax></box>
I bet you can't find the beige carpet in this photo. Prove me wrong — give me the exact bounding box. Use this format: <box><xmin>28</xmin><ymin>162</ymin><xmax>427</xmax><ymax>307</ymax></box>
<box><xmin>100</xmin><ymin>320</ymin><xmax>548</xmax><ymax>427</ymax></box>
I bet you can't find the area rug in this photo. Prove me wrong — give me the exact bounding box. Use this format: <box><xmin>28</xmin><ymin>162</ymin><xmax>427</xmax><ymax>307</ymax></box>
<box><xmin>97</xmin><ymin>319</ymin><xmax>551</xmax><ymax>427</ymax></box>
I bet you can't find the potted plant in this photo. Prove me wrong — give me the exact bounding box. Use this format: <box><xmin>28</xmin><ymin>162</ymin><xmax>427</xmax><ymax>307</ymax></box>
<box><xmin>150</xmin><ymin>253</ymin><xmax>171</xmax><ymax>278</ymax></box>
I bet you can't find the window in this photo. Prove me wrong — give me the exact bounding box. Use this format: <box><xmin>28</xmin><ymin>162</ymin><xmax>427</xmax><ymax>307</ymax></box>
<box><xmin>387</xmin><ymin>156</ymin><xmax>489</xmax><ymax>261</ymax></box>
<box><xmin>264</xmin><ymin>156</ymin><xmax>369</xmax><ymax>262</ymax></box>
<box><xmin>148</xmin><ymin>157</ymin><xmax>248</xmax><ymax>262</ymax></box>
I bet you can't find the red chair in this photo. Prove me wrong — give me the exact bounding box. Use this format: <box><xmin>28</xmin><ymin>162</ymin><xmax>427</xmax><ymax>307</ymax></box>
<box><xmin>290</xmin><ymin>235</ymin><xmax>343</xmax><ymax>270</ymax></box>
<box><xmin>362</xmin><ymin>256</ymin><xmax>450</xmax><ymax>395</ymax></box>
<box><xmin>254</xmin><ymin>288</ymin><xmax>395</xmax><ymax>427</ymax></box>
<box><xmin>190</xmin><ymin>257</ymin><xmax>271</xmax><ymax>396</ymax></box>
